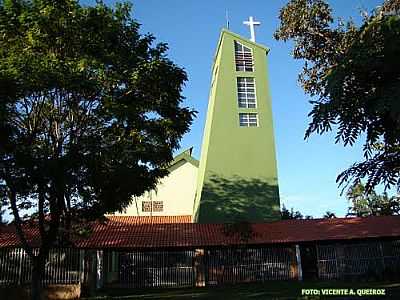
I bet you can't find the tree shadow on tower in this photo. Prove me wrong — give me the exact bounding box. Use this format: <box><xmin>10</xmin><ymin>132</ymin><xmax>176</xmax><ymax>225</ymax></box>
<box><xmin>197</xmin><ymin>175</ymin><xmax>280</xmax><ymax>224</ymax></box>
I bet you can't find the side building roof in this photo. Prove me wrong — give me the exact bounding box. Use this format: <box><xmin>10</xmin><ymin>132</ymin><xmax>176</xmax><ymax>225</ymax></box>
<box><xmin>2</xmin><ymin>216</ymin><xmax>400</xmax><ymax>249</ymax></box>
<box><xmin>169</xmin><ymin>147</ymin><xmax>199</xmax><ymax>169</ymax></box>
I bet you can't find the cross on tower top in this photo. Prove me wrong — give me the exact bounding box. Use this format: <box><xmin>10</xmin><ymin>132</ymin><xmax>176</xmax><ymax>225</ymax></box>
<box><xmin>243</xmin><ymin>16</ymin><xmax>261</xmax><ymax>42</ymax></box>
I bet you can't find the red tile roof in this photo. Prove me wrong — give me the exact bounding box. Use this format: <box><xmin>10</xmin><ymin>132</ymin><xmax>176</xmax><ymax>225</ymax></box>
<box><xmin>0</xmin><ymin>215</ymin><xmax>192</xmax><ymax>248</ymax></box>
<box><xmin>0</xmin><ymin>225</ymin><xmax>40</xmax><ymax>248</ymax></box>
<box><xmin>1</xmin><ymin>216</ymin><xmax>400</xmax><ymax>249</ymax></box>
<box><xmin>106</xmin><ymin>215</ymin><xmax>192</xmax><ymax>224</ymax></box>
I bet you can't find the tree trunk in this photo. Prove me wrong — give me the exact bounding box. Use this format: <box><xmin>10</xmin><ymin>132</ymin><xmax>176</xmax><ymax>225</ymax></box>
<box><xmin>31</xmin><ymin>255</ymin><xmax>45</xmax><ymax>300</ymax></box>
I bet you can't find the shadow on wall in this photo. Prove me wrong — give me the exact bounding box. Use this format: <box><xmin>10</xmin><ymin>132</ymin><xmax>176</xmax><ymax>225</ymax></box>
<box><xmin>197</xmin><ymin>175</ymin><xmax>280</xmax><ymax>223</ymax></box>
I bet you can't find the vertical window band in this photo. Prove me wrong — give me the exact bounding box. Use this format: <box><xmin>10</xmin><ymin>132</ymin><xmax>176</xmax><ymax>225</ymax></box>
<box><xmin>235</xmin><ymin>41</ymin><xmax>254</xmax><ymax>72</ymax></box>
<box><xmin>237</xmin><ymin>77</ymin><xmax>256</xmax><ymax>108</ymax></box>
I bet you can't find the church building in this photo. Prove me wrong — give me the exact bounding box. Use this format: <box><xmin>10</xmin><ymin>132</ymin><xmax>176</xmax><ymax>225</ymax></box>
<box><xmin>3</xmin><ymin>18</ymin><xmax>400</xmax><ymax>293</ymax></box>
<box><xmin>118</xmin><ymin>18</ymin><xmax>280</xmax><ymax>223</ymax></box>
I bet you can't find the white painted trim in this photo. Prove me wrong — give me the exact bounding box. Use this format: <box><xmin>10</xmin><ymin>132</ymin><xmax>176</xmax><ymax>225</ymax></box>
<box><xmin>296</xmin><ymin>244</ymin><xmax>303</xmax><ymax>281</ymax></box>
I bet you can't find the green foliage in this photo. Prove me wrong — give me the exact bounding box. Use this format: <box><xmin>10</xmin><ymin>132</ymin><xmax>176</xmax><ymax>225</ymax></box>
<box><xmin>0</xmin><ymin>0</ymin><xmax>194</xmax><ymax>252</ymax></box>
<box><xmin>323</xmin><ymin>211</ymin><xmax>336</xmax><ymax>218</ymax></box>
<box><xmin>0</xmin><ymin>2</ymin><xmax>195</xmax><ymax>298</ymax></box>
<box><xmin>280</xmin><ymin>204</ymin><xmax>313</xmax><ymax>219</ymax></box>
<box><xmin>281</xmin><ymin>205</ymin><xmax>337</xmax><ymax>219</ymax></box>
<box><xmin>275</xmin><ymin>0</ymin><xmax>400</xmax><ymax>193</ymax></box>
<box><xmin>346</xmin><ymin>182</ymin><xmax>400</xmax><ymax>217</ymax></box>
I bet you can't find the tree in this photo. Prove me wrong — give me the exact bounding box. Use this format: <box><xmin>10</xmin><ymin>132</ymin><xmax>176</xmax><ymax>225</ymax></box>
<box><xmin>0</xmin><ymin>1</ymin><xmax>194</xmax><ymax>299</ymax></box>
<box><xmin>281</xmin><ymin>204</ymin><xmax>303</xmax><ymax>219</ymax></box>
<box><xmin>274</xmin><ymin>0</ymin><xmax>400</xmax><ymax>193</ymax></box>
<box><xmin>346</xmin><ymin>182</ymin><xmax>400</xmax><ymax>217</ymax></box>
<box><xmin>323</xmin><ymin>211</ymin><xmax>336</xmax><ymax>218</ymax></box>
<box><xmin>280</xmin><ymin>204</ymin><xmax>313</xmax><ymax>219</ymax></box>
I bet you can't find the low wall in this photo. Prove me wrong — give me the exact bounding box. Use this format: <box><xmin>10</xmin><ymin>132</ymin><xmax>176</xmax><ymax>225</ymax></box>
<box><xmin>0</xmin><ymin>284</ymin><xmax>80</xmax><ymax>300</ymax></box>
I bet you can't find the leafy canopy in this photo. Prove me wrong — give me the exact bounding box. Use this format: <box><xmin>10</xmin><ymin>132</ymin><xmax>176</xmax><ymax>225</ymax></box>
<box><xmin>323</xmin><ymin>211</ymin><xmax>336</xmax><ymax>219</ymax></box>
<box><xmin>280</xmin><ymin>204</ymin><xmax>313</xmax><ymax>219</ymax></box>
<box><xmin>346</xmin><ymin>182</ymin><xmax>400</xmax><ymax>217</ymax></box>
<box><xmin>275</xmin><ymin>0</ymin><xmax>400</xmax><ymax>193</ymax></box>
<box><xmin>0</xmin><ymin>0</ymin><xmax>194</xmax><ymax>245</ymax></box>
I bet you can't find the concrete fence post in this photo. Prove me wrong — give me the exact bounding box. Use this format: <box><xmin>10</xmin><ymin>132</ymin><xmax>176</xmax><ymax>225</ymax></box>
<box><xmin>295</xmin><ymin>244</ymin><xmax>303</xmax><ymax>281</ymax></box>
<box><xmin>194</xmin><ymin>249</ymin><xmax>205</xmax><ymax>287</ymax></box>
<box><xmin>79</xmin><ymin>250</ymin><xmax>85</xmax><ymax>284</ymax></box>
<box><xmin>96</xmin><ymin>250</ymin><xmax>103</xmax><ymax>289</ymax></box>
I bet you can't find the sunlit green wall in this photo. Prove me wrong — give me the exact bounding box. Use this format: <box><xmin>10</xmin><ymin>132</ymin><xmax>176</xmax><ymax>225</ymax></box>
<box><xmin>194</xmin><ymin>30</ymin><xmax>281</xmax><ymax>223</ymax></box>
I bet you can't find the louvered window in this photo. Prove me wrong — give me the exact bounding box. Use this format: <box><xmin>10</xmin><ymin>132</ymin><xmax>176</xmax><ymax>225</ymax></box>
<box><xmin>234</xmin><ymin>41</ymin><xmax>254</xmax><ymax>72</ymax></box>
<box><xmin>153</xmin><ymin>201</ymin><xmax>164</xmax><ymax>212</ymax></box>
<box><xmin>142</xmin><ymin>200</ymin><xmax>164</xmax><ymax>212</ymax></box>
<box><xmin>142</xmin><ymin>201</ymin><xmax>152</xmax><ymax>212</ymax></box>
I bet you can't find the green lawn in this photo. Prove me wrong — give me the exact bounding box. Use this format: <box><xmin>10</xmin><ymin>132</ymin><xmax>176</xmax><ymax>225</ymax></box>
<box><xmin>82</xmin><ymin>280</ymin><xmax>400</xmax><ymax>300</ymax></box>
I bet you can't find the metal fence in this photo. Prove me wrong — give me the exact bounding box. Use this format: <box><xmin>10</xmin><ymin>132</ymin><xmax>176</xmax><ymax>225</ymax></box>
<box><xmin>104</xmin><ymin>250</ymin><xmax>196</xmax><ymax>288</ymax></box>
<box><xmin>11</xmin><ymin>241</ymin><xmax>400</xmax><ymax>288</ymax></box>
<box><xmin>205</xmin><ymin>247</ymin><xmax>297</xmax><ymax>285</ymax></box>
<box><xmin>6</xmin><ymin>241</ymin><xmax>400</xmax><ymax>289</ymax></box>
<box><xmin>101</xmin><ymin>246</ymin><xmax>298</xmax><ymax>288</ymax></box>
<box><xmin>317</xmin><ymin>240</ymin><xmax>400</xmax><ymax>280</ymax></box>
<box><xmin>0</xmin><ymin>248</ymin><xmax>83</xmax><ymax>286</ymax></box>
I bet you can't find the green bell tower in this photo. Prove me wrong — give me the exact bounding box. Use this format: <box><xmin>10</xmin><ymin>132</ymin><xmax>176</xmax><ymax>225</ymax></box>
<box><xmin>194</xmin><ymin>19</ymin><xmax>280</xmax><ymax>223</ymax></box>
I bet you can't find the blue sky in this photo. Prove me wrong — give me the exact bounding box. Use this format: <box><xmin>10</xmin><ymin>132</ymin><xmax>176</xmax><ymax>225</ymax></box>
<box><xmin>84</xmin><ymin>0</ymin><xmax>382</xmax><ymax>217</ymax></box>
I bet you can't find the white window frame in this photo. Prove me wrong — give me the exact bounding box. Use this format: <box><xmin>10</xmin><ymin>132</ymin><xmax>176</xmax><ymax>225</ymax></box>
<box><xmin>239</xmin><ymin>113</ymin><xmax>259</xmax><ymax>127</ymax></box>
<box><xmin>237</xmin><ymin>77</ymin><xmax>257</xmax><ymax>108</ymax></box>
<box><xmin>234</xmin><ymin>41</ymin><xmax>254</xmax><ymax>72</ymax></box>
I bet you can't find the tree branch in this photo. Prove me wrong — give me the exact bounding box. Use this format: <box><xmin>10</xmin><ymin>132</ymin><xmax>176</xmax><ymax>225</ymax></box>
<box><xmin>7</xmin><ymin>182</ymin><xmax>34</xmax><ymax>257</ymax></box>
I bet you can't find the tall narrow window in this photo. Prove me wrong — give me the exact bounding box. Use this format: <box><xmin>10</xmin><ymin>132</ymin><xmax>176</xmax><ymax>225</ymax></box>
<box><xmin>234</xmin><ymin>41</ymin><xmax>254</xmax><ymax>72</ymax></box>
<box><xmin>239</xmin><ymin>113</ymin><xmax>258</xmax><ymax>127</ymax></box>
<box><xmin>237</xmin><ymin>77</ymin><xmax>256</xmax><ymax>108</ymax></box>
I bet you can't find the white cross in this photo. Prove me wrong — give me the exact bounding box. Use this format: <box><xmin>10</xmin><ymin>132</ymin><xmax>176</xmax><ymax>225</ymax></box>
<box><xmin>243</xmin><ymin>16</ymin><xmax>261</xmax><ymax>42</ymax></box>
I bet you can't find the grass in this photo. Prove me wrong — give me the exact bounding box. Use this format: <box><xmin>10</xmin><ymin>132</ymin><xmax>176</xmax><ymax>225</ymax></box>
<box><xmin>81</xmin><ymin>280</ymin><xmax>400</xmax><ymax>300</ymax></box>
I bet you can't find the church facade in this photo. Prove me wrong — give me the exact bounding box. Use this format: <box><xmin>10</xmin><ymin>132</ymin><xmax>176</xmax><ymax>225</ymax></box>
<box><xmin>118</xmin><ymin>24</ymin><xmax>280</xmax><ymax>223</ymax></box>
